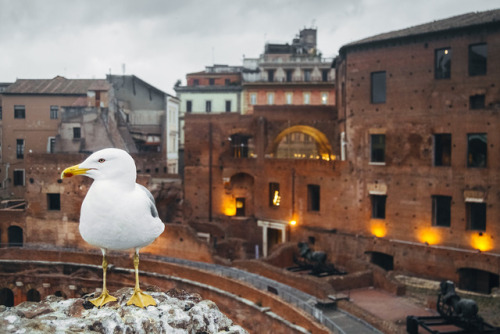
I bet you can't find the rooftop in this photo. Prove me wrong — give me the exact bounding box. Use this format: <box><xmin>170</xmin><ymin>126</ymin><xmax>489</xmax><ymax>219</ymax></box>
<box><xmin>4</xmin><ymin>76</ymin><xmax>110</xmax><ymax>95</ymax></box>
<box><xmin>341</xmin><ymin>9</ymin><xmax>500</xmax><ymax>52</ymax></box>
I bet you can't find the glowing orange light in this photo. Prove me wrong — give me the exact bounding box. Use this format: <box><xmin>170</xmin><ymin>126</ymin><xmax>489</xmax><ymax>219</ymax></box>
<box><xmin>471</xmin><ymin>233</ymin><xmax>493</xmax><ymax>252</ymax></box>
<box><xmin>289</xmin><ymin>220</ymin><xmax>297</xmax><ymax>226</ymax></box>
<box><xmin>370</xmin><ymin>222</ymin><xmax>387</xmax><ymax>238</ymax></box>
<box><xmin>417</xmin><ymin>228</ymin><xmax>441</xmax><ymax>245</ymax></box>
<box><xmin>222</xmin><ymin>197</ymin><xmax>236</xmax><ymax>216</ymax></box>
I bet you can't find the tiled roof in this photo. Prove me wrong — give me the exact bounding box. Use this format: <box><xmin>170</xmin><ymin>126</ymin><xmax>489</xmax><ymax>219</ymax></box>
<box><xmin>342</xmin><ymin>9</ymin><xmax>500</xmax><ymax>50</ymax></box>
<box><xmin>4</xmin><ymin>76</ymin><xmax>110</xmax><ymax>95</ymax></box>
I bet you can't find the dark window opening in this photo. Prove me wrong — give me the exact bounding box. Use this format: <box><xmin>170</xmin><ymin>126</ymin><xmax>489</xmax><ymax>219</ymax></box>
<box><xmin>307</xmin><ymin>184</ymin><xmax>320</xmax><ymax>211</ymax></box>
<box><xmin>14</xmin><ymin>105</ymin><xmax>26</xmax><ymax>119</ymax></box>
<box><xmin>73</xmin><ymin>127</ymin><xmax>81</xmax><ymax>139</ymax></box>
<box><xmin>434</xmin><ymin>133</ymin><xmax>451</xmax><ymax>166</ymax></box>
<box><xmin>0</xmin><ymin>288</ymin><xmax>14</xmax><ymax>307</ymax></box>
<box><xmin>13</xmin><ymin>170</ymin><xmax>24</xmax><ymax>186</ymax></box>
<box><xmin>230</xmin><ymin>134</ymin><xmax>253</xmax><ymax>158</ymax></box>
<box><xmin>470</xmin><ymin>94</ymin><xmax>485</xmax><ymax>109</ymax></box>
<box><xmin>8</xmin><ymin>226</ymin><xmax>23</xmax><ymax>247</ymax></box>
<box><xmin>186</xmin><ymin>100</ymin><xmax>192</xmax><ymax>113</ymax></box>
<box><xmin>459</xmin><ymin>268</ymin><xmax>498</xmax><ymax>294</ymax></box>
<box><xmin>370</xmin><ymin>134</ymin><xmax>385</xmax><ymax>163</ymax></box>
<box><xmin>209</xmin><ymin>78</ymin><xmax>215</xmax><ymax>86</ymax></box>
<box><xmin>47</xmin><ymin>193</ymin><xmax>61</xmax><ymax>211</ymax></box>
<box><xmin>467</xmin><ymin>133</ymin><xmax>487</xmax><ymax>168</ymax></box>
<box><xmin>432</xmin><ymin>195</ymin><xmax>451</xmax><ymax>227</ymax></box>
<box><xmin>322</xmin><ymin>69</ymin><xmax>329</xmax><ymax>82</ymax></box>
<box><xmin>27</xmin><ymin>289</ymin><xmax>41</xmax><ymax>302</ymax></box>
<box><xmin>286</xmin><ymin>69</ymin><xmax>293</xmax><ymax>82</ymax></box>
<box><xmin>225</xmin><ymin>79</ymin><xmax>231</xmax><ymax>86</ymax></box>
<box><xmin>304</xmin><ymin>69</ymin><xmax>312</xmax><ymax>82</ymax></box>
<box><xmin>205</xmin><ymin>101</ymin><xmax>212</xmax><ymax>113</ymax></box>
<box><xmin>469</xmin><ymin>43</ymin><xmax>487</xmax><ymax>76</ymax></box>
<box><xmin>225</xmin><ymin>100</ymin><xmax>231</xmax><ymax>112</ymax></box>
<box><xmin>467</xmin><ymin>202</ymin><xmax>486</xmax><ymax>231</ymax></box>
<box><xmin>269</xmin><ymin>182</ymin><xmax>280</xmax><ymax>207</ymax></box>
<box><xmin>16</xmin><ymin>139</ymin><xmax>24</xmax><ymax>159</ymax></box>
<box><xmin>435</xmin><ymin>48</ymin><xmax>451</xmax><ymax>79</ymax></box>
<box><xmin>368</xmin><ymin>251</ymin><xmax>394</xmax><ymax>271</ymax></box>
<box><xmin>267</xmin><ymin>70</ymin><xmax>275</xmax><ymax>82</ymax></box>
<box><xmin>193</xmin><ymin>79</ymin><xmax>199</xmax><ymax>86</ymax></box>
<box><xmin>371</xmin><ymin>195</ymin><xmax>386</xmax><ymax>219</ymax></box>
<box><xmin>371</xmin><ymin>71</ymin><xmax>386</xmax><ymax>103</ymax></box>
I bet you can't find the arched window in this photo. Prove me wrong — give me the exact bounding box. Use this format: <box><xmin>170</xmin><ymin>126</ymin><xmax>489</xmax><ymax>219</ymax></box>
<box><xmin>27</xmin><ymin>289</ymin><xmax>41</xmax><ymax>302</ymax></box>
<box><xmin>0</xmin><ymin>288</ymin><xmax>14</xmax><ymax>307</ymax></box>
<box><xmin>271</xmin><ymin>125</ymin><xmax>334</xmax><ymax>161</ymax></box>
<box><xmin>8</xmin><ymin>226</ymin><xmax>23</xmax><ymax>247</ymax></box>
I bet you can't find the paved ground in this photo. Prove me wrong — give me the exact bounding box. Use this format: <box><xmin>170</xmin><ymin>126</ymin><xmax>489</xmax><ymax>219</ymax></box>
<box><xmin>348</xmin><ymin>287</ymin><xmax>438</xmax><ymax>323</ymax></box>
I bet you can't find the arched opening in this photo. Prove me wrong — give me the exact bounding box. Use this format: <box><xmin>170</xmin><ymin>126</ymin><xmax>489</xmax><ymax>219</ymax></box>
<box><xmin>54</xmin><ymin>291</ymin><xmax>67</xmax><ymax>298</ymax></box>
<box><xmin>366</xmin><ymin>251</ymin><xmax>394</xmax><ymax>271</ymax></box>
<box><xmin>26</xmin><ymin>289</ymin><xmax>41</xmax><ymax>302</ymax></box>
<box><xmin>228</xmin><ymin>173</ymin><xmax>254</xmax><ymax>217</ymax></box>
<box><xmin>271</xmin><ymin>125</ymin><xmax>334</xmax><ymax>160</ymax></box>
<box><xmin>8</xmin><ymin>226</ymin><xmax>23</xmax><ymax>247</ymax></box>
<box><xmin>458</xmin><ymin>268</ymin><xmax>499</xmax><ymax>294</ymax></box>
<box><xmin>0</xmin><ymin>288</ymin><xmax>14</xmax><ymax>307</ymax></box>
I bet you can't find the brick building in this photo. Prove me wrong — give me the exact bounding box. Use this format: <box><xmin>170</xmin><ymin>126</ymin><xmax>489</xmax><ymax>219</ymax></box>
<box><xmin>183</xmin><ymin>10</ymin><xmax>500</xmax><ymax>294</ymax></box>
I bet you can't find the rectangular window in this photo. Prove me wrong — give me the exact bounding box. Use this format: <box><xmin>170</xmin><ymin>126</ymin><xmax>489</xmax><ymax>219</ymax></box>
<box><xmin>0</xmin><ymin>106</ymin><xmax>3</xmax><ymax>120</ymax></box>
<box><xmin>50</xmin><ymin>105</ymin><xmax>58</xmax><ymax>119</ymax></box>
<box><xmin>209</xmin><ymin>78</ymin><xmax>215</xmax><ymax>86</ymax></box>
<box><xmin>307</xmin><ymin>184</ymin><xmax>320</xmax><ymax>211</ymax></box>
<box><xmin>193</xmin><ymin>79</ymin><xmax>199</xmax><ymax>86</ymax></box>
<box><xmin>225</xmin><ymin>100</ymin><xmax>231</xmax><ymax>112</ymax></box>
<box><xmin>321</xmin><ymin>93</ymin><xmax>328</xmax><ymax>105</ymax></box>
<box><xmin>371</xmin><ymin>195</ymin><xmax>387</xmax><ymax>219</ymax></box>
<box><xmin>16</xmin><ymin>139</ymin><xmax>24</xmax><ymax>159</ymax></box>
<box><xmin>235</xmin><ymin>197</ymin><xmax>245</xmax><ymax>216</ymax></box>
<box><xmin>205</xmin><ymin>101</ymin><xmax>212</xmax><ymax>113</ymax></box>
<box><xmin>467</xmin><ymin>202</ymin><xmax>486</xmax><ymax>231</ymax></box>
<box><xmin>186</xmin><ymin>100</ymin><xmax>192</xmax><ymax>113</ymax></box>
<box><xmin>304</xmin><ymin>69</ymin><xmax>312</xmax><ymax>82</ymax></box>
<box><xmin>250</xmin><ymin>93</ymin><xmax>257</xmax><ymax>105</ymax></box>
<box><xmin>14</xmin><ymin>105</ymin><xmax>26</xmax><ymax>119</ymax></box>
<box><xmin>435</xmin><ymin>48</ymin><xmax>451</xmax><ymax>79</ymax></box>
<box><xmin>322</xmin><ymin>69</ymin><xmax>329</xmax><ymax>82</ymax></box>
<box><xmin>13</xmin><ymin>169</ymin><xmax>25</xmax><ymax>186</ymax></box>
<box><xmin>267</xmin><ymin>70</ymin><xmax>275</xmax><ymax>82</ymax></box>
<box><xmin>469</xmin><ymin>94</ymin><xmax>485</xmax><ymax>109</ymax></box>
<box><xmin>467</xmin><ymin>133</ymin><xmax>487</xmax><ymax>168</ymax></box>
<box><xmin>47</xmin><ymin>193</ymin><xmax>61</xmax><ymax>211</ymax></box>
<box><xmin>47</xmin><ymin>137</ymin><xmax>56</xmax><ymax>153</ymax></box>
<box><xmin>225</xmin><ymin>79</ymin><xmax>230</xmax><ymax>86</ymax></box>
<box><xmin>371</xmin><ymin>71</ymin><xmax>386</xmax><ymax>103</ymax></box>
<box><xmin>303</xmin><ymin>93</ymin><xmax>310</xmax><ymax>105</ymax></box>
<box><xmin>267</xmin><ymin>93</ymin><xmax>274</xmax><ymax>105</ymax></box>
<box><xmin>269</xmin><ymin>182</ymin><xmax>281</xmax><ymax>207</ymax></box>
<box><xmin>286</xmin><ymin>69</ymin><xmax>293</xmax><ymax>82</ymax></box>
<box><xmin>286</xmin><ymin>93</ymin><xmax>293</xmax><ymax>105</ymax></box>
<box><xmin>434</xmin><ymin>134</ymin><xmax>451</xmax><ymax>166</ymax></box>
<box><xmin>73</xmin><ymin>127</ymin><xmax>81</xmax><ymax>139</ymax></box>
<box><xmin>370</xmin><ymin>134</ymin><xmax>385</xmax><ymax>164</ymax></box>
<box><xmin>469</xmin><ymin>43</ymin><xmax>487</xmax><ymax>76</ymax></box>
<box><xmin>432</xmin><ymin>195</ymin><xmax>451</xmax><ymax>227</ymax></box>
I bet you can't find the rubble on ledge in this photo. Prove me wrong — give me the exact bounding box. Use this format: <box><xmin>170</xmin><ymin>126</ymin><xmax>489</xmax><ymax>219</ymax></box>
<box><xmin>0</xmin><ymin>287</ymin><xmax>248</xmax><ymax>334</ymax></box>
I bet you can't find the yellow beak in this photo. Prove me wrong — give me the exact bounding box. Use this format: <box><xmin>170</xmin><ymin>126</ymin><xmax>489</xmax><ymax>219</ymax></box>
<box><xmin>61</xmin><ymin>164</ymin><xmax>91</xmax><ymax>179</ymax></box>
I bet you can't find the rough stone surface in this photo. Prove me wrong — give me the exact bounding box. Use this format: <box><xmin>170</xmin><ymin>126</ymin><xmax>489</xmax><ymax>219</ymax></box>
<box><xmin>0</xmin><ymin>287</ymin><xmax>248</xmax><ymax>334</ymax></box>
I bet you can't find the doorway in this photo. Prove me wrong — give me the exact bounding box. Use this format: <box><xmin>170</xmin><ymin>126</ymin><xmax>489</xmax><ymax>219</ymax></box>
<box><xmin>235</xmin><ymin>197</ymin><xmax>245</xmax><ymax>216</ymax></box>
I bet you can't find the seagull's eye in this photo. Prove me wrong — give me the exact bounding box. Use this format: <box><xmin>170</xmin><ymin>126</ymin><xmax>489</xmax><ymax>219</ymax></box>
<box><xmin>98</xmin><ymin>158</ymin><xmax>106</xmax><ymax>163</ymax></box>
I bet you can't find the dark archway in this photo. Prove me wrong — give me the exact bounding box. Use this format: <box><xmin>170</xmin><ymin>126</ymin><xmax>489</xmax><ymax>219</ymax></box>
<box><xmin>0</xmin><ymin>288</ymin><xmax>14</xmax><ymax>307</ymax></box>
<box><xmin>458</xmin><ymin>268</ymin><xmax>499</xmax><ymax>294</ymax></box>
<box><xmin>27</xmin><ymin>289</ymin><xmax>41</xmax><ymax>302</ymax></box>
<box><xmin>8</xmin><ymin>226</ymin><xmax>23</xmax><ymax>247</ymax></box>
<box><xmin>366</xmin><ymin>251</ymin><xmax>394</xmax><ymax>271</ymax></box>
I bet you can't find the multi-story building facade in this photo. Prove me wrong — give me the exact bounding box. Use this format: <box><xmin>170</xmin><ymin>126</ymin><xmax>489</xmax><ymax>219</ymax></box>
<box><xmin>242</xmin><ymin>28</ymin><xmax>335</xmax><ymax>115</ymax></box>
<box><xmin>183</xmin><ymin>10</ymin><xmax>500</xmax><ymax>294</ymax></box>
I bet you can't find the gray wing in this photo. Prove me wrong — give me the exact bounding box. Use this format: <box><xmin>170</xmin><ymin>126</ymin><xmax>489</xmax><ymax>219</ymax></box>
<box><xmin>137</xmin><ymin>184</ymin><xmax>159</xmax><ymax>218</ymax></box>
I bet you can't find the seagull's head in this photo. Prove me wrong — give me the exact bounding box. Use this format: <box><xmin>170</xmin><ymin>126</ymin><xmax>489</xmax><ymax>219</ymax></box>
<box><xmin>61</xmin><ymin>148</ymin><xmax>137</xmax><ymax>183</ymax></box>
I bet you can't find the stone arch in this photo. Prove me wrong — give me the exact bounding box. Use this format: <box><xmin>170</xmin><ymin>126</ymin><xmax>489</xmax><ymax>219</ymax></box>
<box><xmin>0</xmin><ymin>288</ymin><xmax>14</xmax><ymax>306</ymax></box>
<box><xmin>8</xmin><ymin>225</ymin><xmax>23</xmax><ymax>247</ymax></box>
<box><xmin>458</xmin><ymin>267</ymin><xmax>499</xmax><ymax>294</ymax></box>
<box><xmin>26</xmin><ymin>288</ymin><xmax>41</xmax><ymax>302</ymax></box>
<box><xmin>270</xmin><ymin>125</ymin><xmax>334</xmax><ymax>160</ymax></box>
<box><xmin>222</xmin><ymin>173</ymin><xmax>255</xmax><ymax>217</ymax></box>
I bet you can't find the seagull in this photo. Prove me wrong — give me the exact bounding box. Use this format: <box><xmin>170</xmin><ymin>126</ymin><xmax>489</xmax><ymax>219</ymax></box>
<box><xmin>61</xmin><ymin>148</ymin><xmax>165</xmax><ymax>308</ymax></box>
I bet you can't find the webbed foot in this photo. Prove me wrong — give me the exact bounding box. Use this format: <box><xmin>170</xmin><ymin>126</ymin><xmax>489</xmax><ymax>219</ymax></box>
<box><xmin>126</xmin><ymin>288</ymin><xmax>156</xmax><ymax>308</ymax></box>
<box><xmin>90</xmin><ymin>290</ymin><xmax>117</xmax><ymax>308</ymax></box>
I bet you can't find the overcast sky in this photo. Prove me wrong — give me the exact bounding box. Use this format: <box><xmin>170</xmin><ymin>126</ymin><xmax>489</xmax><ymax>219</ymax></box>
<box><xmin>1</xmin><ymin>0</ymin><xmax>498</xmax><ymax>95</ymax></box>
